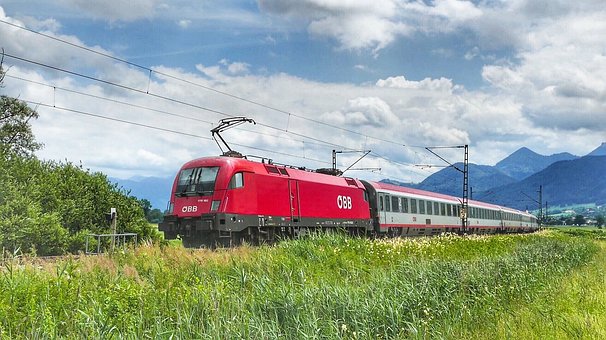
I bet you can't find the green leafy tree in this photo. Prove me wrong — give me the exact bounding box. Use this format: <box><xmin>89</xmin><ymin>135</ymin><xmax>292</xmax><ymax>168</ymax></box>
<box><xmin>0</xmin><ymin>149</ymin><xmax>161</xmax><ymax>255</ymax></box>
<box><xmin>138</xmin><ymin>198</ymin><xmax>152</xmax><ymax>216</ymax></box>
<box><xmin>0</xmin><ymin>96</ymin><xmax>42</xmax><ymax>157</ymax></box>
<box><xmin>137</xmin><ymin>199</ymin><xmax>164</xmax><ymax>223</ymax></box>
<box><xmin>596</xmin><ymin>215</ymin><xmax>605</xmax><ymax>228</ymax></box>
<box><xmin>146</xmin><ymin>208</ymin><xmax>164</xmax><ymax>223</ymax></box>
<box><xmin>573</xmin><ymin>214</ymin><xmax>586</xmax><ymax>226</ymax></box>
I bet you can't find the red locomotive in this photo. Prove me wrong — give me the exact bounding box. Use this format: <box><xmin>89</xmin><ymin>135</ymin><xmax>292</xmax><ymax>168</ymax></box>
<box><xmin>159</xmin><ymin>155</ymin><xmax>538</xmax><ymax>247</ymax></box>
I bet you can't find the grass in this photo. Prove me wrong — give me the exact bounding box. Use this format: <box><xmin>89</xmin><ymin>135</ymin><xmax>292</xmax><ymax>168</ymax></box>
<box><xmin>465</xmin><ymin>236</ymin><xmax>606</xmax><ymax>339</ymax></box>
<box><xmin>0</xmin><ymin>230</ymin><xmax>602</xmax><ymax>339</ymax></box>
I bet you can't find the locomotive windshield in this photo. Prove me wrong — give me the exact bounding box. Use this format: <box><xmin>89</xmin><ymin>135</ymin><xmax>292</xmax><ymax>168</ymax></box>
<box><xmin>175</xmin><ymin>166</ymin><xmax>220</xmax><ymax>196</ymax></box>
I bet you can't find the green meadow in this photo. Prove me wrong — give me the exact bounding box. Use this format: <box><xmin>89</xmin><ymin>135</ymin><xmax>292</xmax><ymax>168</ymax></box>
<box><xmin>1</xmin><ymin>230</ymin><xmax>604</xmax><ymax>339</ymax></box>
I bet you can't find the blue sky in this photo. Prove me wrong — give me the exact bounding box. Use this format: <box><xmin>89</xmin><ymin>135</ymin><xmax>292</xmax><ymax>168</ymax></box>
<box><xmin>37</xmin><ymin>1</ymin><xmax>494</xmax><ymax>86</ymax></box>
<box><xmin>0</xmin><ymin>0</ymin><xmax>604</xmax><ymax>183</ymax></box>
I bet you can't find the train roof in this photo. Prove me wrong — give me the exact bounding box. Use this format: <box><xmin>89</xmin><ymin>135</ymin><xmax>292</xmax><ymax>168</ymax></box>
<box><xmin>364</xmin><ymin>180</ymin><xmax>534</xmax><ymax>216</ymax></box>
<box><xmin>180</xmin><ymin>156</ymin><xmax>367</xmax><ymax>188</ymax></box>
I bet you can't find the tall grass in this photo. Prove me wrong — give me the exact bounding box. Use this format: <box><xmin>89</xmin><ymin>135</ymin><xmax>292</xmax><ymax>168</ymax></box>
<box><xmin>0</xmin><ymin>231</ymin><xmax>598</xmax><ymax>339</ymax></box>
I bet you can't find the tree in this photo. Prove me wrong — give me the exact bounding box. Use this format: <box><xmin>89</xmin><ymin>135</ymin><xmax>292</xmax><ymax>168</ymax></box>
<box><xmin>0</xmin><ymin>155</ymin><xmax>161</xmax><ymax>255</ymax></box>
<box><xmin>146</xmin><ymin>208</ymin><xmax>164</xmax><ymax>223</ymax></box>
<box><xmin>138</xmin><ymin>198</ymin><xmax>152</xmax><ymax>216</ymax></box>
<box><xmin>0</xmin><ymin>52</ymin><xmax>42</xmax><ymax>157</ymax></box>
<box><xmin>596</xmin><ymin>215</ymin><xmax>605</xmax><ymax>228</ymax></box>
<box><xmin>0</xmin><ymin>96</ymin><xmax>42</xmax><ymax>157</ymax></box>
<box><xmin>573</xmin><ymin>214</ymin><xmax>586</xmax><ymax>226</ymax></box>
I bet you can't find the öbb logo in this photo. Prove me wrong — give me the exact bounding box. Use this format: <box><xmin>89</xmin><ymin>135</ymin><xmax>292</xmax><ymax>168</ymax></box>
<box><xmin>181</xmin><ymin>205</ymin><xmax>198</xmax><ymax>213</ymax></box>
<box><xmin>337</xmin><ymin>195</ymin><xmax>352</xmax><ymax>209</ymax></box>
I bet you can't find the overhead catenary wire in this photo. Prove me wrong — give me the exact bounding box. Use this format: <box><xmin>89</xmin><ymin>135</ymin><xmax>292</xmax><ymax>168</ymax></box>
<box><xmin>7</xmin><ymin>70</ymin><xmax>429</xmax><ymax>178</ymax></box>
<box><xmin>5</xmin><ymin>74</ymin><xmax>344</xmax><ymax>151</ymax></box>
<box><xmin>3</xmin><ymin>52</ymin><xmax>436</xmax><ymax>181</ymax></box>
<box><xmin>0</xmin><ymin>20</ymin><xmax>451</xmax><ymax>180</ymax></box>
<box><xmin>21</xmin><ymin>99</ymin><xmax>332</xmax><ymax>165</ymax></box>
<box><xmin>3</xmin><ymin>53</ymin><xmax>367</xmax><ymax>154</ymax></box>
<box><xmin>5</xmin><ymin>74</ymin><xmax>215</xmax><ymax>125</ymax></box>
<box><xmin>0</xmin><ymin>18</ymin><xmax>405</xmax><ymax>147</ymax></box>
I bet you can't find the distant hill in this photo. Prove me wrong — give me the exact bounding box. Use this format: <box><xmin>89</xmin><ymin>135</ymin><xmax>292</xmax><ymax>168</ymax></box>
<box><xmin>379</xmin><ymin>179</ymin><xmax>418</xmax><ymax>188</ymax></box>
<box><xmin>379</xmin><ymin>143</ymin><xmax>605</xmax><ymax>211</ymax></box>
<box><xmin>112</xmin><ymin>176</ymin><xmax>173</xmax><ymax>211</ymax></box>
<box><xmin>478</xmin><ymin>156</ymin><xmax>606</xmax><ymax>210</ymax></box>
<box><xmin>495</xmin><ymin>147</ymin><xmax>578</xmax><ymax>180</ymax></box>
<box><xmin>587</xmin><ymin>142</ymin><xmax>606</xmax><ymax>156</ymax></box>
<box><xmin>416</xmin><ymin>163</ymin><xmax>517</xmax><ymax>197</ymax></box>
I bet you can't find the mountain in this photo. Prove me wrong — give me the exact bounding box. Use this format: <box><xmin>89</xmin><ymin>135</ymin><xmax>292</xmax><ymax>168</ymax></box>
<box><xmin>379</xmin><ymin>179</ymin><xmax>418</xmax><ymax>188</ymax></box>
<box><xmin>495</xmin><ymin>147</ymin><xmax>578</xmax><ymax>180</ymax></box>
<box><xmin>112</xmin><ymin>176</ymin><xmax>174</xmax><ymax>211</ymax></box>
<box><xmin>416</xmin><ymin>163</ymin><xmax>517</xmax><ymax>197</ymax></box>
<box><xmin>478</xmin><ymin>156</ymin><xmax>606</xmax><ymax>210</ymax></box>
<box><xmin>587</xmin><ymin>142</ymin><xmax>606</xmax><ymax>156</ymax></box>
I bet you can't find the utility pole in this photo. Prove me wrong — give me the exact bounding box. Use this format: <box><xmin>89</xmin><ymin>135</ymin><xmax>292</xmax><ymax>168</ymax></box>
<box><xmin>521</xmin><ymin>186</ymin><xmax>543</xmax><ymax>224</ymax></box>
<box><xmin>538</xmin><ymin>185</ymin><xmax>543</xmax><ymax>223</ymax></box>
<box><xmin>424</xmin><ymin>144</ymin><xmax>469</xmax><ymax>232</ymax></box>
<box><xmin>462</xmin><ymin>145</ymin><xmax>469</xmax><ymax>232</ymax></box>
<box><xmin>331</xmin><ymin>149</ymin><xmax>377</xmax><ymax>175</ymax></box>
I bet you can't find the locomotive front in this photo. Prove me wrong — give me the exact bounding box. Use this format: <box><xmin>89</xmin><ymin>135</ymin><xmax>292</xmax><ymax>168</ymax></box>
<box><xmin>159</xmin><ymin>156</ymin><xmax>246</xmax><ymax>247</ymax></box>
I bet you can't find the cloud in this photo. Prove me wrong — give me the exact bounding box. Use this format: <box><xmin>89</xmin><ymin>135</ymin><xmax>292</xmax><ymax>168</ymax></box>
<box><xmin>481</xmin><ymin>11</ymin><xmax>606</xmax><ymax>132</ymax></box>
<box><xmin>376</xmin><ymin>76</ymin><xmax>455</xmax><ymax>93</ymax></box>
<box><xmin>321</xmin><ymin>97</ymin><xmax>399</xmax><ymax>128</ymax></box>
<box><xmin>19</xmin><ymin>16</ymin><xmax>62</xmax><ymax>32</ymax></box>
<box><xmin>464</xmin><ymin>47</ymin><xmax>479</xmax><ymax>61</ymax></box>
<box><xmin>177</xmin><ymin>19</ymin><xmax>192</xmax><ymax>29</ymax></box>
<box><xmin>258</xmin><ymin>0</ymin><xmax>410</xmax><ymax>53</ymax></box>
<box><xmin>219</xmin><ymin>59</ymin><xmax>251</xmax><ymax>75</ymax></box>
<box><xmin>59</xmin><ymin>0</ymin><xmax>159</xmax><ymax>22</ymax></box>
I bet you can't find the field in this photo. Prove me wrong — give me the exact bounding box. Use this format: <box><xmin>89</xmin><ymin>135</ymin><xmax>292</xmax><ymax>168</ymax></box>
<box><xmin>0</xmin><ymin>230</ymin><xmax>604</xmax><ymax>339</ymax></box>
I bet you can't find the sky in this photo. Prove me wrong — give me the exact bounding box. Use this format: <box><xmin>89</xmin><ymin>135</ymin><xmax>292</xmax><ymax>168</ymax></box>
<box><xmin>0</xmin><ymin>0</ymin><xmax>604</xmax><ymax>183</ymax></box>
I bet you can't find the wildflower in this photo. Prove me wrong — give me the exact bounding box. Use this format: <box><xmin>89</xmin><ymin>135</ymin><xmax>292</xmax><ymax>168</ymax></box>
<box><xmin>341</xmin><ymin>324</ymin><xmax>348</xmax><ymax>332</ymax></box>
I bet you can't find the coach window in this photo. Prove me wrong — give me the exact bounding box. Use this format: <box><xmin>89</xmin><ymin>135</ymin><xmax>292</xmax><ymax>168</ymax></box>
<box><xmin>402</xmin><ymin>197</ymin><xmax>409</xmax><ymax>213</ymax></box>
<box><xmin>385</xmin><ymin>195</ymin><xmax>391</xmax><ymax>212</ymax></box>
<box><xmin>379</xmin><ymin>196</ymin><xmax>384</xmax><ymax>211</ymax></box>
<box><xmin>391</xmin><ymin>196</ymin><xmax>400</xmax><ymax>213</ymax></box>
<box><xmin>427</xmin><ymin>201</ymin><xmax>433</xmax><ymax>215</ymax></box>
<box><xmin>419</xmin><ymin>200</ymin><xmax>426</xmax><ymax>214</ymax></box>
<box><xmin>228</xmin><ymin>172</ymin><xmax>244</xmax><ymax>189</ymax></box>
<box><xmin>440</xmin><ymin>203</ymin><xmax>446</xmax><ymax>216</ymax></box>
<box><xmin>447</xmin><ymin>204</ymin><xmax>452</xmax><ymax>216</ymax></box>
<box><xmin>434</xmin><ymin>202</ymin><xmax>439</xmax><ymax>216</ymax></box>
<box><xmin>411</xmin><ymin>199</ymin><xmax>417</xmax><ymax>214</ymax></box>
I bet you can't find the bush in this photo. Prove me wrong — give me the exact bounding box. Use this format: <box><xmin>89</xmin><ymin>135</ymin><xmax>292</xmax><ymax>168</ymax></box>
<box><xmin>0</xmin><ymin>152</ymin><xmax>160</xmax><ymax>255</ymax></box>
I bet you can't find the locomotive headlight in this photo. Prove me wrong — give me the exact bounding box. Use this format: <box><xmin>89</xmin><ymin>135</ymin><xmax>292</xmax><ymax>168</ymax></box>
<box><xmin>211</xmin><ymin>200</ymin><xmax>221</xmax><ymax>211</ymax></box>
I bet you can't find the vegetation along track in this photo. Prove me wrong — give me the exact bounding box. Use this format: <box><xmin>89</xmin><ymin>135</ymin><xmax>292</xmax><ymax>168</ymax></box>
<box><xmin>0</xmin><ymin>230</ymin><xmax>602</xmax><ymax>339</ymax></box>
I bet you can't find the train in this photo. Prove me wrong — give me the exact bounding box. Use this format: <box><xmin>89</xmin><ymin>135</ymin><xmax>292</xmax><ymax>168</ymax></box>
<box><xmin>159</xmin><ymin>155</ymin><xmax>539</xmax><ymax>247</ymax></box>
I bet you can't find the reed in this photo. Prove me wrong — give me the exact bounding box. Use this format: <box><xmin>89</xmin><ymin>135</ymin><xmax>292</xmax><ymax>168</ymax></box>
<box><xmin>0</xmin><ymin>230</ymin><xmax>599</xmax><ymax>339</ymax></box>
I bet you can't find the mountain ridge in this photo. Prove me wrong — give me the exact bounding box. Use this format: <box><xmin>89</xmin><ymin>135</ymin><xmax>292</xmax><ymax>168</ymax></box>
<box><xmin>495</xmin><ymin>147</ymin><xmax>578</xmax><ymax>180</ymax></box>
